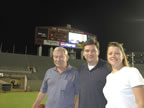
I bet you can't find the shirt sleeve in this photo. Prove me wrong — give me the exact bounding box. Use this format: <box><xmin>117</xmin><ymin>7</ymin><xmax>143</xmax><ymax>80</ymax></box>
<box><xmin>40</xmin><ymin>71</ymin><xmax>48</xmax><ymax>93</ymax></box>
<box><xmin>129</xmin><ymin>68</ymin><xmax>144</xmax><ymax>87</ymax></box>
<box><xmin>74</xmin><ymin>70</ymin><xmax>80</xmax><ymax>95</ymax></box>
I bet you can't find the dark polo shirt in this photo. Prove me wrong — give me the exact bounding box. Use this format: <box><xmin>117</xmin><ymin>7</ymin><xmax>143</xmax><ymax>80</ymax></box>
<box><xmin>79</xmin><ymin>59</ymin><xmax>110</xmax><ymax>108</ymax></box>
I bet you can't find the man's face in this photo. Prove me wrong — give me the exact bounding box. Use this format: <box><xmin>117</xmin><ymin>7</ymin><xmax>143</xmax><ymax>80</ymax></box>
<box><xmin>53</xmin><ymin>50</ymin><xmax>69</xmax><ymax>68</ymax></box>
<box><xmin>83</xmin><ymin>45</ymin><xmax>99</xmax><ymax>65</ymax></box>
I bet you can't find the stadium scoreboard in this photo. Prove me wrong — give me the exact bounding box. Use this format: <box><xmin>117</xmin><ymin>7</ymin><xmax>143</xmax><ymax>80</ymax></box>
<box><xmin>35</xmin><ymin>26</ymin><xmax>96</xmax><ymax>49</ymax></box>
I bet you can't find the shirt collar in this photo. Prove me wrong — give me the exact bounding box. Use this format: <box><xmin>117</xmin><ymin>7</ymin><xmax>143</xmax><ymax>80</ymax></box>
<box><xmin>54</xmin><ymin>64</ymin><xmax>72</xmax><ymax>72</ymax></box>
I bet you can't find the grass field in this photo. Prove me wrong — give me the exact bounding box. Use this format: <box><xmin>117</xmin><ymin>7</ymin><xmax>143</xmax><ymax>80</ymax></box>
<box><xmin>0</xmin><ymin>91</ymin><xmax>46</xmax><ymax>108</ymax></box>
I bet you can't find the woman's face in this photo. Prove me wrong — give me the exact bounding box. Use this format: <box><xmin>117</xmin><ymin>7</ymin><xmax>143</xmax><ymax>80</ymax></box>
<box><xmin>107</xmin><ymin>46</ymin><xmax>124</xmax><ymax>68</ymax></box>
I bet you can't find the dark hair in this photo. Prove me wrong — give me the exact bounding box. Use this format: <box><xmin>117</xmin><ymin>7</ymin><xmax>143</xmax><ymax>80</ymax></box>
<box><xmin>107</xmin><ymin>42</ymin><xmax>129</xmax><ymax>67</ymax></box>
<box><xmin>83</xmin><ymin>39</ymin><xmax>100</xmax><ymax>50</ymax></box>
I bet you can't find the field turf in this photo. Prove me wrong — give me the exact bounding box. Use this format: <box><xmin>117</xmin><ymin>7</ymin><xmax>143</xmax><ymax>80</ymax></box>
<box><xmin>0</xmin><ymin>91</ymin><xmax>46</xmax><ymax>108</ymax></box>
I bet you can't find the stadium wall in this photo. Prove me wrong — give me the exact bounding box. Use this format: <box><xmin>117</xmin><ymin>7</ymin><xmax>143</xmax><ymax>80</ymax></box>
<box><xmin>0</xmin><ymin>52</ymin><xmax>86</xmax><ymax>91</ymax></box>
<box><xmin>0</xmin><ymin>53</ymin><xmax>144</xmax><ymax>91</ymax></box>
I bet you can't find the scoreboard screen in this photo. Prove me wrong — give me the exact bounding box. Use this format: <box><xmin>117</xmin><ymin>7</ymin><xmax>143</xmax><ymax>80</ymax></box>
<box><xmin>35</xmin><ymin>26</ymin><xmax>96</xmax><ymax>49</ymax></box>
<box><xmin>48</xmin><ymin>30</ymin><xmax>68</xmax><ymax>42</ymax></box>
<box><xmin>36</xmin><ymin>27</ymin><xmax>48</xmax><ymax>40</ymax></box>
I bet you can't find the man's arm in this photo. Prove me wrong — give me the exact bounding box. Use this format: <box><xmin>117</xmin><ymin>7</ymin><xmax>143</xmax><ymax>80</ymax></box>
<box><xmin>74</xmin><ymin>95</ymin><xmax>79</xmax><ymax>108</ymax></box>
<box><xmin>32</xmin><ymin>92</ymin><xmax>46</xmax><ymax>108</ymax></box>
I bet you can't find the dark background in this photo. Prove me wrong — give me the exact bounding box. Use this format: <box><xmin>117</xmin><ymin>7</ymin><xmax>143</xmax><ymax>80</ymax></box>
<box><xmin>0</xmin><ymin>1</ymin><xmax>144</xmax><ymax>59</ymax></box>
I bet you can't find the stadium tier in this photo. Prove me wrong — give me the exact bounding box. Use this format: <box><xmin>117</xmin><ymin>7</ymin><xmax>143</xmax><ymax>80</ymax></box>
<box><xmin>0</xmin><ymin>52</ymin><xmax>86</xmax><ymax>91</ymax></box>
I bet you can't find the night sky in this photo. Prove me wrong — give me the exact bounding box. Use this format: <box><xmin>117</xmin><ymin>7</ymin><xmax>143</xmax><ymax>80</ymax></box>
<box><xmin>1</xmin><ymin>1</ymin><xmax>144</xmax><ymax>59</ymax></box>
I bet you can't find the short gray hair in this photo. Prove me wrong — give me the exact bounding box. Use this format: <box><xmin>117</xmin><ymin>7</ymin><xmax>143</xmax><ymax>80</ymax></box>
<box><xmin>53</xmin><ymin>47</ymin><xmax>68</xmax><ymax>55</ymax></box>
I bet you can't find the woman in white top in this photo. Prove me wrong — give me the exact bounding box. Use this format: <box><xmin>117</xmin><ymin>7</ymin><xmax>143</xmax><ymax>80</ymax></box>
<box><xmin>103</xmin><ymin>42</ymin><xmax>144</xmax><ymax>108</ymax></box>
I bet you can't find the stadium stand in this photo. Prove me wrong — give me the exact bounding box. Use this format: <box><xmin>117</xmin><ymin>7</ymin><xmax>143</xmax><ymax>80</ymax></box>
<box><xmin>0</xmin><ymin>52</ymin><xmax>143</xmax><ymax>91</ymax></box>
<box><xmin>0</xmin><ymin>52</ymin><xmax>86</xmax><ymax>91</ymax></box>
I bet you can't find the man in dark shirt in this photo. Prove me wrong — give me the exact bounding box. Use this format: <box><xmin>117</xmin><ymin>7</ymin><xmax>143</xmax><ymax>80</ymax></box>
<box><xmin>78</xmin><ymin>39</ymin><xmax>111</xmax><ymax>108</ymax></box>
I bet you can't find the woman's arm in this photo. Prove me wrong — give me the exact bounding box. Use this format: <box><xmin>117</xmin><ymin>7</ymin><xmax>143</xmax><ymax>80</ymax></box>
<box><xmin>133</xmin><ymin>85</ymin><xmax>144</xmax><ymax>108</ymax></box>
